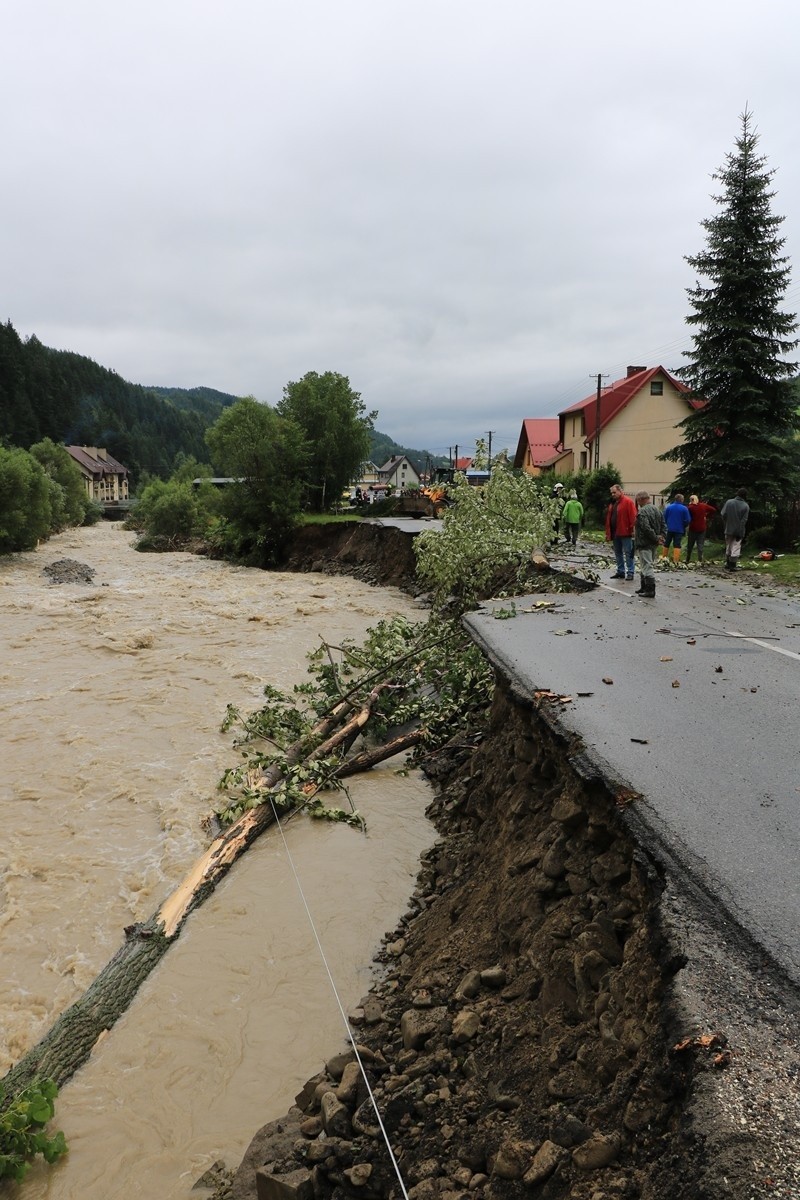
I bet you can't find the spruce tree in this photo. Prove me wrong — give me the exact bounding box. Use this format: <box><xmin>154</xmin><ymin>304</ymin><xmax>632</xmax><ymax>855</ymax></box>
<box><xmin>662</xmin><ymin>110</ymin><xmax>799</xmax><ymax>508</ymax></box>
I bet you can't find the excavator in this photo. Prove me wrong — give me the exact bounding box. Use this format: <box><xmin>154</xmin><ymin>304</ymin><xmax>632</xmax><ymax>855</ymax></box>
<box><xmin>395</xmin><ymin>467</ymin><xmax>456</xmax><ymax>518</ymax></box>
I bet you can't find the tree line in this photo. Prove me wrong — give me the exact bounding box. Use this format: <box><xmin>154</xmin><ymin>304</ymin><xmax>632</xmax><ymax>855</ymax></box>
<box><xmin>0</xmin><ymin>322</ymin><xmax>233</xmax><ymax>481</ymax></box>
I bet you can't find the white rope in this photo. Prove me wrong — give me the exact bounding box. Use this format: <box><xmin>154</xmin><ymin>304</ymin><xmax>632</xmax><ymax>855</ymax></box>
<box><xmin>268</xmin><ymin>797</ymin><xmax>411</xmax><ymax>1200</ymax></box>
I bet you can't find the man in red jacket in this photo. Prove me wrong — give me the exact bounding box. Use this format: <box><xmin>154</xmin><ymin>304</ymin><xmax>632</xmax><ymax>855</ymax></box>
<box><xmin>605</xmin><ymin>483</ymin><xmax>637</xmax><ymax>580</ymax></box>
<box><xmin>686</xmin><ymin>494</ymin><xmax>716</xmax><ymax>564</ymax></box>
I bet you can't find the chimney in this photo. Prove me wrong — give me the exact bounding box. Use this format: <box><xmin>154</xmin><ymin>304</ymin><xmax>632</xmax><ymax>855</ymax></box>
<box><xmin>627</xmin><ymin>365</ymin><xmax>646</xmax><ymax>378</ymax></box>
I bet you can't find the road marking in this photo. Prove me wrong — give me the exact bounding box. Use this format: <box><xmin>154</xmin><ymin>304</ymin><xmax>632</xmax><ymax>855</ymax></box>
<box><xmin>726</xmin><ymin>631</ymin><xmax>800</xmax><ymax>662</ymax></box>
<box><xmin>599</xmin><ymin>583</ymin><xmax>636</xmax><ymax>597</ymax></box>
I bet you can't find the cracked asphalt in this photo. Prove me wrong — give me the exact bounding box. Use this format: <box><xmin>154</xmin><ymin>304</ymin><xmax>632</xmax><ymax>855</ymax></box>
<box><xmin>463</xmin><ymin>545</ymin><xmax>800</xmax><ymax>988</ymax></box>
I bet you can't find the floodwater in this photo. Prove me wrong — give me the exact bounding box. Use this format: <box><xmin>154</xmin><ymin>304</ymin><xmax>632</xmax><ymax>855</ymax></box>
<box><xmin>0</xmin><ymin>523</ymin><xmax>435</xmax><ymax>1198</ymax></box>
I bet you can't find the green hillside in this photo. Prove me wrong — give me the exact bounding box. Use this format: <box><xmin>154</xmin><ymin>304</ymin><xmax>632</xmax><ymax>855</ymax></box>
<box><xmin>0</xmin><ymin>319</ymin><xmax>443</xmax><ymax>486</ymax></box>
<box><xmin>0</xmin><ymin>321</ymin><xmax>237</xmax><ymax>482</ymax></box>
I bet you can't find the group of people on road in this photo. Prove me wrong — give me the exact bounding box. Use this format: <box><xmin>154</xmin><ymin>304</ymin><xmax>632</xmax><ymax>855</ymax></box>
<box><xmin>604</xmin><ymin>483</ymin><xmax>750</xmax><ymax>599</ymax></box>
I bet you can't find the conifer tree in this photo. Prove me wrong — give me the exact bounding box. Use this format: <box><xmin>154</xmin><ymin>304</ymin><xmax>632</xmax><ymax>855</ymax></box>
<box><xmin>662</xmin><ymin>110</ymin><xmax>799</xmax><ymax>507</ymax></box>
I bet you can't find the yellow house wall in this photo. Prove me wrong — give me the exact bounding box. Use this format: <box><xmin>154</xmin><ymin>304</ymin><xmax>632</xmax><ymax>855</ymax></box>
<box><xmin>562</xmin><ymin>377</ymin><xmax>689</xmax><ymax>497</ymax></box>
<box><xmin>600</xmin><ymin>379</ymin><xmax>687</xmax><ymax>497</ymax></box>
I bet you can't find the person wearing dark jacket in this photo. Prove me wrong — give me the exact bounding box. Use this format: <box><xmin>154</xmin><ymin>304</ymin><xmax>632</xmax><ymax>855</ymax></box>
<box><xmin>634</xmin><ymin>492</ymin><xmax>666</xmax><ymax>598</ymax></box>
<box><xmin>605</xmin><ymin>484</ymin><xmax>637</xmax><ymax>580</ymax></box>
<box><xmin>720</xmin><ymin>489</ymin><xmax>750</xmax><ymax>570</ymax></box>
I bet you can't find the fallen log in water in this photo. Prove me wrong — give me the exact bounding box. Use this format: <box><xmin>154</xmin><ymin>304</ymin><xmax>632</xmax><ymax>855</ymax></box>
<box><xmin>2</xmin><ymin>614</ymin><xmax>492</xmax><ymax>1106</ymax></box>
<box><xmin>0</xmin><ymin>690</ymin><xmax>389</xmax><ymax>1102</ymax></box>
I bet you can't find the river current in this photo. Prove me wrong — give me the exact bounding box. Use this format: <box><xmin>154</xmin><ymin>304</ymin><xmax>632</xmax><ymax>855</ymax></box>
<box><xmin>0</xmin><ymin>522</ymin><xmax>435</xmax><ymax>1199</ymax></box>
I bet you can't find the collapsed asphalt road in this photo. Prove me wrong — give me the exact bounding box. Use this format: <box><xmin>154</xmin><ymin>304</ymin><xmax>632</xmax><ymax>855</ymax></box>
<box><xmin>463</xmin><ymin>557</ymin><xmax>800</xmax><ymax>988</ymax></box>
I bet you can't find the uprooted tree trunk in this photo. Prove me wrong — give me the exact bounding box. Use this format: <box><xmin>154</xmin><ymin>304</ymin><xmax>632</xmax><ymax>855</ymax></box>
<box><xmin>1</xmin><ymin>686</ymin><xmax>423</xmax><ymax>1104</ymax></box>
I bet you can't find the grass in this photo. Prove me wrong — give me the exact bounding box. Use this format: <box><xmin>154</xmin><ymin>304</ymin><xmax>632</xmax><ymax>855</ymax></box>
<box><xmin>298</xmin><ymin>511</ymin><xmax>362</xmax><ymax>525</ymax></box>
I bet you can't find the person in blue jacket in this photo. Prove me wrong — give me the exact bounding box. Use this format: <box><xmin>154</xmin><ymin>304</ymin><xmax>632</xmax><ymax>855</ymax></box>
<box><xmin>661</xmin><ymin>493</ymin><xmax>691</xmax><ymax>564</ymax></box>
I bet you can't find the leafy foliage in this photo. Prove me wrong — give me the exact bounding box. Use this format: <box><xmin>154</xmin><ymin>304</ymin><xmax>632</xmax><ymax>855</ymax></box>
<box><xmin>661</xmin><ymin>110</ymin><xmax>800</xmax><ymax>506</ymax></box>
<box><xmin>131</xmin><ymin>478</ymin><xmax>222</xmax><ymax>547</ymax></box>
<box><xmin>277</xmin><ymin>371</ymin><xmax>374</xmax><ymax>511</ymax></box>
<box><xmin>214</xmin><ymin>615</ymin><xmax>494</xmax><ymax>825</ymax></box>
<box><xmin>414</xmin><ymin>468</ymin><xmax>561</xmax><ymax>608</ymax></box>
<box><xmin>205</xmin><ymin>396</ymin><xmax>308</xmax><ymax>564</ymax></box>
<box><xmin>0</xmin><ymin>445</ymin><xmax>53</xmax><ymax>552</ymax></box>
<box><xmin>0</xmin><ymin>1078</ymin><xmax>67</xmax><ymax>1182</ymax></box>
<box><xmin>28</xmin><ymin>437</ymin><xmax>92</xmax><ymax>530</ymax></box>
<box><xmin>580</xmin><ymin>463</ymin><xmax>623</xmax><ymax>524</ymax></box>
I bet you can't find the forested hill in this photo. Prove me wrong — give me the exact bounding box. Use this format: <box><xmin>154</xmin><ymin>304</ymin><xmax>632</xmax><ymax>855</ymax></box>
<box><xmin>0</xmin><ymin>319</ymin><xmax>444</xmax><ymax>485</ymax></box>
<box><xmin>0</xmin><ymin>320</ymin><xmax>238</xmax><ymax>482</ymax></box>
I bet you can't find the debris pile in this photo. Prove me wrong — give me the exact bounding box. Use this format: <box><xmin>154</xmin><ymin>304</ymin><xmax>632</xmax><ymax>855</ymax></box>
<box><xmin>42</xmin><ymin>559</ymin><xmax>96</xmax><ymax>585</ymax></box>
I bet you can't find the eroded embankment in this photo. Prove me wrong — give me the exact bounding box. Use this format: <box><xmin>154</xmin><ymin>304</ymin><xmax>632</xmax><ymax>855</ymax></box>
<box><xmin>228</xmin><ymin>683</ymin><xmax>710</xmax><ymax>1200</ymax></box>
<box><xmin>281</xmin><ymin>522</ymin><xmax>421</xmax><ymax>592</ymax></box>
<box><xmin>225</xmin><ymin>524</ymin><xmax>798</xmax><ymax>1200</ymax></box>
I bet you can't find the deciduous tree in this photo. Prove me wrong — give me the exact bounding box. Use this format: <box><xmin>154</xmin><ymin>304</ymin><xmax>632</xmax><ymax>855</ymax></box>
<box><xmin>277</xmin><ymin>371</ymin><xmax>374</xmax><ymax>511</ymax></box>
<box><xmin>205</xmin><ymin>396</ymin><xmax>307</xmax><ymax>563</ymax></box>
<box><xmin>0</xmin><ymin>446</ymin><xmax>52</xmax><ymax>552</ymax></box>
<box><xmin>28</xmin><ymin>438</ymin><xmax>89</xmax><ymax>530</ymax></box>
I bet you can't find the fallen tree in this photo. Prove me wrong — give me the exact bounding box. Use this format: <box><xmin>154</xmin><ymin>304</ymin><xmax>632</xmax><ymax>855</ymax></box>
<box><xmin>1</xmin><ymin>616</ymin><xmax>493</xmax><ymax>1104</ymax></box>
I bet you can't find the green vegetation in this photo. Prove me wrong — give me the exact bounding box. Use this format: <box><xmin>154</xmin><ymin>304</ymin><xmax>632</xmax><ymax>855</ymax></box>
<box><xmin>661</xmin><ymin>109</ymin><xmax>800</xmax><ymax>512</ymax></box>
<box><xmin>0</xmin><ymin>1078</ymin><xmax>67</xmax><ymax>1182</ymax></box>
<box><xmin>0</xmin><ymin>446</ymin><xmax>53</xmax><ymax>551</ymax></box>
<box><xmin>29</xmin><ymin>438</ymin><xmax>96</xmax><ymax>531</ymax></box>
<box><xmin>214</xmin><ymin>614</ymin><xmax>494</xmax><ymax>827</ymax></box>
<box><xmin>0</xmin><ymin>441</ymin><xmax>100</xmax><ymax>553</ymax></box>
<box><xmin>0</xmin><ymin>320</ymin><xmax>235</xmax><ymax>483</ymax></box>
<box><xmin>277</xmin><ymin>371</ymin><xmax>374</xmax><ymax>512</ymax></box>
<box><xmin>414</xmin><ymin>467</ymin><xmax>565</xmax><ymax>610</ymax></box>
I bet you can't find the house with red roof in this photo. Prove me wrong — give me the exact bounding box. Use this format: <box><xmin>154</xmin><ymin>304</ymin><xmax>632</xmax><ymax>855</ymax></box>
<box><xmin>515</xmin><ymin>366</ymin><xmax>700</xmax><ymax>498</ymax></box>
<box><xmin>512</xmin><ymin>418</ymin><xmax>561</xmax><ymax>476</ymax></box>
<box><xmin>557</xmin><ymin>365</ymin><xmax>699</xmax><ymax>496</ymax></box>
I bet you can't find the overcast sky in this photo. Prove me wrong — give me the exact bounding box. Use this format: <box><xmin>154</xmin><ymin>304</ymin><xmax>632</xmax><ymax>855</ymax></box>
<box><xmin>3</xmin><ymin>1</ymin><xmax>799</xmax><ymax>458</ymax></box>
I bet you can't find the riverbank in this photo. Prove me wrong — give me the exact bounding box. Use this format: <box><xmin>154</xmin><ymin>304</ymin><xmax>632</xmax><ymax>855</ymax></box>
<box><xmin>217</xmin><ymin>524</ymin><xmax>800</xmax><ymax>1200</ymax></box>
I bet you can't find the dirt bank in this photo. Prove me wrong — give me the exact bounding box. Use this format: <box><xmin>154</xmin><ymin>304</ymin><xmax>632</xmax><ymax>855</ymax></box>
<box><xmin>280</xmin><ymin>522</ymin><xmax>421</xmax><ymax>593</ymax></box>
<box><xmin>217</xmin><ymin>523</ymin><xmax>800</xmax><ymax>1200</ymax></box>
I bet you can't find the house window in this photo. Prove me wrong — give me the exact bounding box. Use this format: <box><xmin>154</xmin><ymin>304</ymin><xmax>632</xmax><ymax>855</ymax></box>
<box><xmin>650</xmin><ymin>381</ymin><xmax>663</xmax><ymax>395</ymax></box>
<box><xmin>579</xmin><ymin>451</ymin><xmax>588</xmax><ymax>470</ymax></box>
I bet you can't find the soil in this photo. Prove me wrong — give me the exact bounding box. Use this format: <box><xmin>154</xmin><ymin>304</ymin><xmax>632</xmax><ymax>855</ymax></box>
<box><xmin>213</xmin><ymin>523</ymin><xmax>800</xmax><ymax>1200</ymax></box>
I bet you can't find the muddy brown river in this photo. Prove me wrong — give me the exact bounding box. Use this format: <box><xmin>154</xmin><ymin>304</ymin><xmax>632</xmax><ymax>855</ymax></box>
<box><xmin>0</xmin><ymin>522</ymin><xmax>435</xmax><ymax>1199</ymax></box>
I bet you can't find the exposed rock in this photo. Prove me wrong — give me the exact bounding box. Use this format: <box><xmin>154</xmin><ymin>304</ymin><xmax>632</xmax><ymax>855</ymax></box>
<box><xmin>522</xmin><ymin>1140</ymin><xmax>566</xmax><ymax>1187</ymax></box>
<box><xmin>42</xmin><ymin>558</ymin><xmax>97</xmax><ymax>585</ymax></box>
<box><xmin>571</xmin><ymin>1132</ymin><xmax>621</xmax><ymax>1171</ymax></box>
<box><xmin>228</xmin><ymin>668</ymin><xmax>795</xmax><ymax>1200</ymax></box>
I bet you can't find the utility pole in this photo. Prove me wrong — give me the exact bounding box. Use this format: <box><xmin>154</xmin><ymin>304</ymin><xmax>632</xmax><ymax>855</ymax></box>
<box><xmin>486</xmin><ymin>430</ymin><xmax>495</xmax><ymax>473</ymax></box>
<box><xmin>592</xmin><ymin>374</ymin><xmax>608</xmax><ymax>470</ymax></box>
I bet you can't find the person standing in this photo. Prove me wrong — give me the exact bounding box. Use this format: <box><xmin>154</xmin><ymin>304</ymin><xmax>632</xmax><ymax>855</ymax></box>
<box><xmin>661</xmin><ymin>493</ymin><xmax>691</xmax><ymax>564</ymax></box>
<box><xmin>634</xmin><ymin>492</ymin><xmax>667</xmax><ymax>598</ymax></box>
<box><xmin>550</xmin><ymin>481</ymin><xmax>565</xmax><ymax>545</ymax></box>
<box><xmin>686</xmin><ymin>494</ymin><xmax>716</xmax><ymax>564</ymax></box>
<box><xmin>605</xmin><ymin>483</ymin><xmax>637</xmax><ymax>580</ymax></box>
<box><xmin>720</xmin><ymin>488</ymin><xmax>750</xmax><ymax>570</ymax></box>
<box><xmin>561</xmin><ymin>489</ymin><xmax>584</xmax><ymax>545</ymax></box>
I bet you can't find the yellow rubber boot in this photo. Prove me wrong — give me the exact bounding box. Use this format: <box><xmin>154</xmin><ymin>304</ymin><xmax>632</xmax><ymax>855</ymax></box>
<box><xmin>672</xmin><ymin>547</ymin><xmax>681</xmax><ymax>565</ymax></box>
